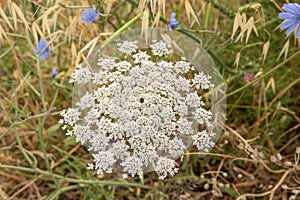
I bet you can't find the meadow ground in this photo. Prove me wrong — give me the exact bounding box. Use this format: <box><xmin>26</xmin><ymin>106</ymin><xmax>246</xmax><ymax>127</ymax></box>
<box><xmin>0</xmin><ymin>0</ymin><xmax>299</xmax><ymax>199</ymax></box>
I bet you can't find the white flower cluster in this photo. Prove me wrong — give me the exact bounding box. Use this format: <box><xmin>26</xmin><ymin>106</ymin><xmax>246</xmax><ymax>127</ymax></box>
<box><xmin>60</xmin><ymin>40</ymin><xmax>216</xmax><ymax>180</ymax></box>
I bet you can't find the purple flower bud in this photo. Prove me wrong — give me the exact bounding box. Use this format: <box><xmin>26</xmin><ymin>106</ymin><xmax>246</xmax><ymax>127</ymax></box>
<box><xmin>168</xmin><ymin>12</ymin><xmax>179</xmax><ymax>29</ymax></box>
<box><xmin>52</xmin><ymin>67</ymin><xmax>58</xmax><ymax>78</ymax></box>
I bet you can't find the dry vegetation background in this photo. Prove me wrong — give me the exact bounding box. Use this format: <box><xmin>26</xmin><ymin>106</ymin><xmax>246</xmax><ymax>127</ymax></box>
<box><xmin>0</xmin><ymin>0</ymin><xmax>299</xmax><ymax>199</ymax></box>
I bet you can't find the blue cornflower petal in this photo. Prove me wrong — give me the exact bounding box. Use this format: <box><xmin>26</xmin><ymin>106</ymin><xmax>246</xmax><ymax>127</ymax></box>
<box><xmin>285</xmin><ymin>22</ymin><xmax>298</xmax><ymax>35</ymax></box>
<box><xmin>168</xmin><ymin>21</ymin><xmax>179</xmax><ymax>29</ymax></box>
<box><xmin>282</xmin><ymin>3</ymin><xmax>300</xmax><ymax>14</ymax></box>
<box><xmin>81</xmin><ymin>8</ymin><xmax>99</xmax><ymax>24</ymax></box>
<box><xmin>35</xmin><ymin>39</ymin><xmax>50</xmax><ymax>60</ymax></box>
<box><xmin>279</xmin><ymin>12</ymin><xmax>296</xmax><ymax>20</ymax></box>
<box><xmin>52</xmin><ymin>67</ymin><xmax>58</xmax><ymax>78</ymax></box>
<box><xmin>280</xmin><ymin>20</ymin><xmax>297</xmax><ymax>30</ymax></box>
<box><xmin>170</xmin><ymin>13</ymin><xmax>177</xmax><ymax>22</ymax></box>
<box><xmin>278</xmin><ymin>3</ymin><xmax>300</xmax><ymax>38</ymax></box>
<box><xmin>297</xmin><ymin>26</ymin><xmax>300</xmax><ymax>38</ymax></box>
<box><xmin>168</xmin><ymin>12</ymin><xmax>179</xmax><ymax>29</ymax></box>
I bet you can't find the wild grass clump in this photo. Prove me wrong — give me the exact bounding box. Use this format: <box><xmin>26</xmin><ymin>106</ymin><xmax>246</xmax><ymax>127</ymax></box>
<box><xmin>0</xmin><ymin>0</ymin><xmax>299</xmax><ymax>199</ymax></box>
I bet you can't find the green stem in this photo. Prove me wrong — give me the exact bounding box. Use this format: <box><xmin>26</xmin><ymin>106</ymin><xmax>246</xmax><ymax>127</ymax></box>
<box><xmin>177</xmin><ymin>28</ymin><xmax>237</xmax><ymax>74</ymax></box>
<box><xmin>45</xmin><ymin>185</ymin><xmax>82</xmax><ymax>200</ymax></box>
<box><xmin>101</xmin><ymin>14</ymin><xmax>141</xmax><ymax>49</ymax></box>
<box><xmin>24</xmin><ymin>21</ymin><xmax>50</xmax><ymax>169</ymax></box>
<box><xmin>0</xmin><ymin>93</ymin><xmax>27</xmax><ymax>117</ymax></box>
<box><xmin>0</xmin><ymin>110</ymin><xmax>60</xmax><ymax>140</ymax></box>
<box><xmin>0</xmin><ymin>165</ymin><xmax>152</xmax><ymax>189</ymax></box>
<box><xmin>226</xmin><ymin>50</ymin><xmax>300</xmax><ymax>98</ymax></box>
<box><xmin>125</xmin><ymin>0</ymin><xmax>138</xmax><ymax>7</ymax></box>
<box><xmin>205</xmin><ymin>0</ymin><xmax>235</xmax><ymax>18</ymax></box>
<box><xmin>0</xmin><ymin>90</ymin><xmax>36</xmax><ymax>168</ymax></box>
<box><xmin>19</xmin><ymin>74</ymin><xmax>41</xmax><ymax>97</ymax></box>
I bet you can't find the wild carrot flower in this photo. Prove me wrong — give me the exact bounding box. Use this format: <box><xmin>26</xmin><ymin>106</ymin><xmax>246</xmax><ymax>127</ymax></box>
<box><xmin>278</xmin><ymin>3</ymin><xmax>300</xmax><ymax>38</ymax></box>
<box><xmin>35</xmin><ymin>40</ymin><xmax>50</xmax><ymax>60</ymax></box>
<box><xmin>52</xmin><ymin>67</ymin><xmax>58</xmax><ymax>78</ymax></box>
<box><xmin>81</xmin><ymin>8</ymin><xmax>99</xmax><ymax>24</ymax></box>
<box><xmin>60</xmin><ymin>31</ymin><xmax>225</xmax><ymax>180</ymax></box>
<box><xmin>168</xmin><ymin>12</ymin><xmax>179</xmax><ymax>29</ymax></box>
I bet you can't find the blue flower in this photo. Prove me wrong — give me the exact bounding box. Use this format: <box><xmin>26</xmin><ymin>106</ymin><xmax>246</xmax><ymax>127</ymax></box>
<box><xmin>168</xmin><ymin>13</ymin><xmax>179</xmax><ymax>29</ymax></box>
<box><xmin>52</xmin><ymin>67</ymin><xmax>58</xmax><ymax>78</ymax></box>
<box><xmin>81</xmin><ymin>8</ymin><xmax>99</xmax><ymax>24</ymax></box>
<box><xmin>278</xmin><ymin>3</ymin><xmax>300</xmax><ymax>38</ymax></box>
<box><xmin>35</xmin><ymin>40</ymin><xmax>50</xmax><ymax>60</ymax></box>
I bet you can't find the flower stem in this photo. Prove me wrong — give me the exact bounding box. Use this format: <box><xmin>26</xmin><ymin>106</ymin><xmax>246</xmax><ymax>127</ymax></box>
<box><xmin>101</xmin><ymin>14</ymin><xmax>141</xmax><ymax>49</ymax></box>
<box><xmin>226</xmin><ymin>50</ymin><xmax>300</xmax><ymax>98</ymax></box>
<box><xmin>0</xmin><ymin>165</ymin><xmax>152</xmax><ymax>189</ymax></box>
<box><xmin>24</xmin><ymin>25</ymin><xmax>50</xmax><ymax>170</ymax></box>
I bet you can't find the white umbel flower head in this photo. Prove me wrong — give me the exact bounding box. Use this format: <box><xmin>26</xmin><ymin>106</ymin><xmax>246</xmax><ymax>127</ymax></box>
<box><xmin>69</xmin><ymin>64</ymin><xmax>92</xmax><ymax>84</ymax></box>
<box><xmin>60</xmin><ymin>28</ymin><xmax>226</xmax><ymax>180</ymax></box>
<box><xmin>150</xmin><ymin>40</ymin><xmax>170</xmax><ymax>56</ymax></box>
<box><xmin>117</xmin><ymin>40</ymin><xmax>138</xmax><ymax>54</ymax></box>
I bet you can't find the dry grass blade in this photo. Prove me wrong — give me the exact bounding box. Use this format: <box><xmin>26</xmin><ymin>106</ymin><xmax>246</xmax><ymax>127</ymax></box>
<box><xmin>9</xmin><ymin>179</ymin><xmax>38</xmax><ymax>200</ymax></box>
<box><xmin>11</xmin><ymin>3</ymin><xmax>30</xmax><ymax>31</ymax></box>
<box><xmin>252</xmin><ymin>21</ymin><xmax>258</xmax><ymax>36</ymax></box>
<box><xmin>50</xmin><ymin>143</ymin><xmax>81</xmax><ymax>169</ymax></box>
<box><xmin>105</xmin><ymin>0</ymin><xmax>115</xmax><ymax>14</ymax></box>
<box><xmin>161</xmin><ymin>33</ymin><xmax>171</xmax><ymax>44</ymax></box>
<box><xmin>0</xmin><ymin>7</ymin><xmax>14</xmax><ymax>30</ymax></box>
<box><xmin>185</xmin><ymin>0</ymin><xmax>192</xmax><ymax>23</ymax></box>
<box><xmin>10</xmin><ymin>2</ymin><xmax>18</xmax><ymax>31</ymax></box>
<box><xmin>269</xmin><ymin>76</ymin><xmax>300</xmax><ymax>108</ymax></box>
<box><xmin>75</xmin><ymin>52</ymin><xmax>81</xmax><ymax>65</ymax></box>
<box><xmin>71</xmin><ymin>41</ymin><xmax>77</xmax><ymax>65</ymax></box>
<box><xmin>161</xmin><ymin>0</ymin><xmax>165</xmax><ymax>17</ymax></box>
<box><xmin>270</xmin><ymin>0</ymin><xmax>282</xmax><ymax>11</ymax></box>
<box><xmin>245</xmin><ymin>17</ymin><xmax>253</xmax><ymax>44</ymax></box>
<box><xmin>240</xmin><ymin>12</ymin><xmax>247</xmax><ymax>29</ymax></box>
<box><xmin>0</xmin><ymin>187</ymin><xmax>8</xmax><ymax>200</ymax></box>
<box><xmin>233</xmin><ymin>12</ymin><xmax>258</xmax><ymax>44</ymax></box>
<box><xmin>234</xmin><ymin>13</ymin><xmax>247</xmax><ymax>42</ymax></box>
<box><xmin>231</xmin><ymin>13</ymin><xmax>241</xmax><ymax>40</ymax></box>
<box><xmin>0</xmin><ymin>25</ymin><xmax>8</xmax><ymax>43</ymax></box>
<box><xmin>236</xmin><ymin>169</ymin><xmax>293</xmax><ymax>200</ymax></box>
<box><xmin>184</xmin><ymin>0</ymin><xmax>202</xmax><ymax>27</ymax></box>
<box><xmin>152</xmin><ymin>11</ymin><xmax>161</xmax><ymax>27</ymax></box>
<box><xmin>141</xmin><ymin>8</ymin><xmax>149</xmax><ymax>43</ymax></box>
<box><xmin>51</xmin><ymin>9</ymin><xmax>59</xmax><ymax>30</ymax></box>
<box><xmin>245</xmin><ymin>16</ymin><xmax>256</xmax><ymax>44</ymax></box>
<box><xmin>150</xmin><ymin>0</ymin><xmax>156</xmax><ymax>16</ymax></box>
<box><xmin>65</xmin><ymin>17</ymin><xmax>77</xmax><ymax>44</ymax></box>
<box><xmin>36</xmin><ymin>4</ymin><xmax>59</xmax><ymax>22</ymax></box>
<box><xmin>238</xmin><ymin>2</ymin><xmax>261</xmax><ymax>13</ymax></box>
<box><xmin>0</xmin><ymin>42</ymin><xmax>15</xmax><ymax>59</ymax></box>
<box><xmin>42</xmin><ymin>15</ymin><xmax>51</xmax><ymax>40</ymax></box>
<box><xmin>262</xmin><ymin>40</ymin><xmax>270</xmax><ymax>65</ymax></box>
<box><xmin>80</xmin><ymin>53</ymin><xmax>91</xmax><ymax>69</ymax></box>
<box><xmin>31</xmin><ymin>23</ymin><xmax>39</xmax><ymax>44</ymax></box>
<box><xmin>250</xmin><ymin>3</ymin><xmax>261</xmax><ymax>11</ymax></box>
<box><xmin>138</xmin><ymin>0</ymin><xmax>147</xmax><ymax>14</ymax></box>
<box><xmin>32</xmin><ymin>22</ymin><xmax>45</xmax><ymax>44</ymax></box>
<box><xmin>80</xmin><ymin>36</ymin><xmax>100</xmax><ymax>59</ymax></box>
<box><xmin>265</xmin><ymin>76</ymin><xmax>276</xmax><ymax>94</ymax></box>
<box><xmin>169</xmin><ymin>39</ymin><xmax>184</xmax><ymax>55</ymax></box>
<box><xmin>233</xmin><ymin>52</ymin><xmax>241</xmax><ymax>70</ymax></box>
<box><xmin>277</xmin><ymin>39</ymin><xmax>290</xmax><ymax>61</ymax></box>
